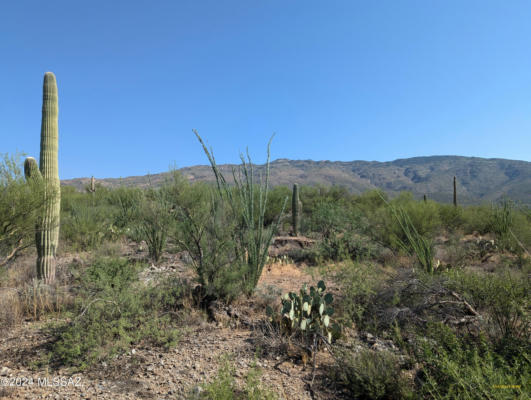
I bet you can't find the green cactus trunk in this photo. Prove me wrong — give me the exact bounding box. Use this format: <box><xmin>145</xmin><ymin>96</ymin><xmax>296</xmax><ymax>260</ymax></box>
<box><xmin>292</xmin><ymin>183</ymin><xmax>300</xmax><ymax>236</ymax></box>
<box><xmin>453</xmin><ymin>176</ymin><xmax>457</xmax><ymax>207</ymax></box>
<box><xmin>25</xmin><ymin>72</ymin><xmax>60</xmax><ymax>284</ymax></box>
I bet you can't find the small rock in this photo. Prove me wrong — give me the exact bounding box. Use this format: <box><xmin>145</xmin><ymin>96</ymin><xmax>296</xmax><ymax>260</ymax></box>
<box><xmin>0</xmin><ymin>367</ymin><xmax>10</xmax><ymax>376</ymax></box>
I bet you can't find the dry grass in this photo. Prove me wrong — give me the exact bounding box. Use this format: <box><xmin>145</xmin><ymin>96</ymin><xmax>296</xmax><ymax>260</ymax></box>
<box><xmin>0</xmin><ymin>288</ymin><xmax>22</xmax><ymax>331</ymax></box>
<box><xmin>0</xmin><ymin>251</ymin><xmax>77</xmax><ymax>331</ymax></box>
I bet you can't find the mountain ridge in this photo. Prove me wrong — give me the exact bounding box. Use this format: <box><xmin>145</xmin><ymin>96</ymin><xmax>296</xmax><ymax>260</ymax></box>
<box><xmin>61</xmin><ymin>155</ymin><xmax>531</xmax><ymax>205</ymax></box>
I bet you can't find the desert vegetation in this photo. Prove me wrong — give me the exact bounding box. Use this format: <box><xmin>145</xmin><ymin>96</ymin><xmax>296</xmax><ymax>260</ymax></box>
<box><xmin>0</xmin><ymin>74</ymin><xmax>529</xmax><ymax>399</ymax></box>
<box><xmin>1</xmin><ymin>146</ymin><xmax>529</xmax><ymax>398</ymax></box>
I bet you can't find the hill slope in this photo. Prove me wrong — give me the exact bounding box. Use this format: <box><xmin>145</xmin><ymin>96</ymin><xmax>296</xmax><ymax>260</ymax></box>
<box><xmin>61</xmin><ymin>156</ymin><xmax>531</xmax><ymax>205</ymax></box>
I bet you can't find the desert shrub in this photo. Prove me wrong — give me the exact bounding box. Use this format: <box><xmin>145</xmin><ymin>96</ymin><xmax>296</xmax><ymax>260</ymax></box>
<box><xmin>387</xmin><ymin>200</ymin><xmax>434</xmax><ymax>273</ymax></box>
<box><xmin>106</xmin><ymin>186</ymin><xmax>145</xmax><ymax>231</ymax></box>
<box><xmin>61</xmin><ymin>203</ymin><xmax>119</xmax><ymax>251</ymax></box>
<box><xmin>18</xmin><ymin>280</ymin><xmax>72</xmax><ymax>321</ymax></box>
<box><xmin>0</xmin><ymin>153</ymin><xmax>47</xmax><ymax>267</ymax></box>
<box><xmin>460</xmin><ymin>205</ymin><xmax>493</xmax><ymax>234</ymax></box>
<box><xmin>47</xmin><ymin>257</ymin><xmax>181</xmax><ymax>370</ymax></box>
<box><xmin>164</xmin><ymin>174</ymin><xmax>246</xmax><ymax>302</ymax></box>
<box><xmin>489</xmin><ymin>199</ymin><xmax>516</xmax><ymax>251</ymax></box>
<box><xmin>329</xmin><ymin>348</ymin><xmax>412</xmax><ymax>400</ymax></box>
<box><xmin>332</xmin><ymin>261</ymin><xmax>384</xmax><ymax>328</ymax></box>
<box><xmin>309</xmin><ymin>199</ymin><xmax>374</xmax><ymax>261</ymax></box>
<box><xmin>438</xmin><ymin>203</ymin><xmax>465</xmax><ymax>232</ymax></box>
<box><xmin>353</xmin><ymin>189</ymin><xmax>389</xmax><ymax>213</ymax></box>
<box><xmin>308</xmin><ymin>199</ymin><xmax>351</xmax><ymax>238</ymax></box>
<box><xmin>189</xmin><ymin>133</ymin><xmax>286</xmax><ymax>299</ymax></box>
<box><xmin>445</xmin><ymin>269</ymin><xmax>529</xmax><ymax>356</ymax></box>
<box><xmin>321</xmin><ymin>232</ymin><xmax>381</xmax><ymax>262</ymax></box>
<box><xmin>363</xmin><ymin>193</ymin><xmax>440</xmax><ymax>255</ymax></box>
<box><xmin>188</xmin><ymin>356</ymin><xmax>278</xmax><ymax>400</ymax></box>
<box><xmin>60</xmin><ymin>186</ymin><xmax>124</xmax><ymax>251</ymax></box>
<box><xmin>417</xmin><ymin>323</ymin><xmax>529</xmax><ymax>400</ymax></box>
<box><xmin>133</xmin><ymin>188</ymin><xmax>173</xmax><ymax>262</ymax></box>
<box><xmin>264</xmin><ymin>185</ymin><xmax>292</xmax><ymax>228</ymax></box>
<box><xmin>509</xmin><ymin>205</ymin><xmax>531</xmax><ymax>254</ymax></box>
<box><xmin>0</xmin><ymin>288</ymin><xmax>21</xmax><ymax>331</ymax></box>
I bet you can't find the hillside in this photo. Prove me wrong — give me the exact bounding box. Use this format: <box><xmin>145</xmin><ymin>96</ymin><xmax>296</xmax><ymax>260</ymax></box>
<box><xmin>62</xmin><ymin>155</ymin><xmax>531</xmax><ymax>205</ymax></box>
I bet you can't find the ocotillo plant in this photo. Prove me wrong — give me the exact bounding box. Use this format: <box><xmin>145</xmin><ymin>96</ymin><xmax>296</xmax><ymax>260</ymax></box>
<box><xmin>292</xmin><ymin>183</ymin><xmax>300</xmax><ymax>236</ymax></box>
<box><xmin>453</xmin><ymin>176</ymin><xmax>457</xmax><ymax>207</ymax></box>
<box><xmin>24</xmin><ymin>72</ymin><xmax>60</xmax><ymax>284</ymax></box>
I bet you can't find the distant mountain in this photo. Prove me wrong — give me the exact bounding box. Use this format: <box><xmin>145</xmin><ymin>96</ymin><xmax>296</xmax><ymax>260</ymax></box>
<box><xmin>61</xmin><ymin>156</ymin><xmax>531</xmax><ymax>205</ymax></box>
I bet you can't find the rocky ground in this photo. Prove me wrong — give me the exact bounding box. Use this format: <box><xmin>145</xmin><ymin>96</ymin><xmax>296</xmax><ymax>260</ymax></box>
<box><xmin>0</xmin><ymin>237</ymin><xmax>346</xmax><ymax>400</ymax></box>
<box><xmin>0</xmin><ymin>233</ymin><xmax>520</xmax><ymax>399</ymax></box>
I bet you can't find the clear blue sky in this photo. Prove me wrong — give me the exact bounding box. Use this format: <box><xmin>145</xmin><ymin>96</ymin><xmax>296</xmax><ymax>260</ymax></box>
<box><xmin>2</xmin><ymin>0</ymin><xmax>530</xmax><ymax>179</ymax></box>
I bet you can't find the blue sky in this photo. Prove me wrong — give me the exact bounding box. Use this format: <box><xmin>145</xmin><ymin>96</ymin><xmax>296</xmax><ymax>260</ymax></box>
<box><xmin>2</xmin><ymin>0</ymin><xmax>530</xmax><ymax>179</ymax></box>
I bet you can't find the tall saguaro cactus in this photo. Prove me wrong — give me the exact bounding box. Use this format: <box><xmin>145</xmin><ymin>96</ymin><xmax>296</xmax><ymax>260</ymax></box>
<box><xmin>453</xmin><ymin>176</ymin><xmax>457</xmax><ymax>207</ymax></box>
<box><xmin>24</xmin><ymin>72</ymin><xmax>61</xmax><ymax>284</ymax></box>
<box><xmin>292</xmin><ymin>183</ymin><xmax>300</xmax><ymax>236</ymax></box>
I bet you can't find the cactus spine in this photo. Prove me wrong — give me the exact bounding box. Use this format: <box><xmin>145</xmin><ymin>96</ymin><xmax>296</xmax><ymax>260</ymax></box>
<box><xmin>292</xmin><ymin>183</ymin><xmax>300</xmax><ymax>236</ymax></box>
<box><xmin>453</xmin><ymin>176</ymin><xmax>457</xmax><ymax>207</ymax></box>
<box><xmin>25</xmin><ymin>72</ymin><xmax>60</xmax><ymax>284</ymax></box>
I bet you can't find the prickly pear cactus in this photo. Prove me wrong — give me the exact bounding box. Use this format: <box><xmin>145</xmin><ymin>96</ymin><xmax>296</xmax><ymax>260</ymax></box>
<box><xmin>267</xmin><ymin>280</ymin><xmax>340</xmax><ymax>344</ymax></box>
<box><xmin>24</xmin><ymin>72</ymin><xmax>60</xmax><ymax>284</ymax></box>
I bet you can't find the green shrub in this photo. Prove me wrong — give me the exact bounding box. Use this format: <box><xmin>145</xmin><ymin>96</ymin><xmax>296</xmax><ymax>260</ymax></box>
<box><xmin>445</xmin><ymin>269</ymin><xmax>530</xmax><ymax>353</ymax></box>
<box><xmin>362</xmin><ymin>193</ymin><xmax>440</xmax><ymax>255</ymax></box>
<box><xmin>387</xmin><ymin>200</ymin><xmax>434</xmax><ymax>273</ymax></box>
<box><xmin>439</xmin><ymin>204</ymin><xmax>465</xmax><ymax>232</ymax></box>
<box><xmin>418</xmin><ymin>323</ymin><xmax>529</xmax><ymax>400</ymax></box>
<box><xmin>189</xmin><ymin>355</ymin><xmax>278</xmax><ymax>400</ymax></box>
<box><xmin>107</xmin><ymin>186</ymin><xmax>145</xmax><ymax>231</ymax></box>
<box><xmin>460</xmin><ymin>205</ymin><xmax>493</xmax><ymax>234</ymax></box>
<box><xmin>329</xmin><ymin>348</ymin><xmax>412</xmax><ymax>400</ymax></box>
<box><xmin>192</xmin><ymin>133</ymin><xmax>286</xmax><ymax>298</ymax></box>
<box><xmin>47</xmin><ymin>257</ymin><xmax>181</xmax><ymax>370</ymax></box>
<box><xmin>134</xmin><ymin>189</ymin><xmax>173</xmax><ymax>262</ymax></box>
<box><xmin>60</xmin><ymin>186</ymin><xmax>123</xmax><ymax>251</ymax></box>
<box><xmin>332</xmin><ymin>261</ymin><xmax>383</xmax><ymax>328</ymax></box>
<box><xmin>61</xmin><ymin>203</ymin><xmax>120</xmax><ymax>251</ymax></box>
<box><xmin>165</xmin><ymin>175</ymin><xmax>246</xmax><ymax>302</ymax></box>
<box><xmin>0</xmin><ymin>153</ymin><xmax>47</xmax><ymax>267</ymax></box>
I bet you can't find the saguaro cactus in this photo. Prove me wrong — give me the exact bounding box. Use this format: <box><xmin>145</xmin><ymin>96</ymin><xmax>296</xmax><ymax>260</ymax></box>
<box><xmin>453</xmin><ymin>176</ymin><xmax>457</xmax><ymax>207</ymax></box>
<box><xmin>89</xmin><ymin>176</ymin><xmax>96</xmax><ymax>193</ymax></box>
<box><xmin>24</xmin><ymin>72</ymin><xmax>60</xmax><ymax>284</ymax></box>
<box><xmin>292</xmin><ymin>183</ymin><xmax>301</xmax><ymax>236</ymax></box>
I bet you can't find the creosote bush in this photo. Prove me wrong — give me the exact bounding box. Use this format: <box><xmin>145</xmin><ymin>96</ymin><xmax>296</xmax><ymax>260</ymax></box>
<box><xmin>46</xmin><ymin>257</ymin><xmax>183</xmax><ymax>370</ymax></box>
<box><xmin>330</xmin><ymin>348</ymin><xmax>412</xmax><ymax>400</ymax></box>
